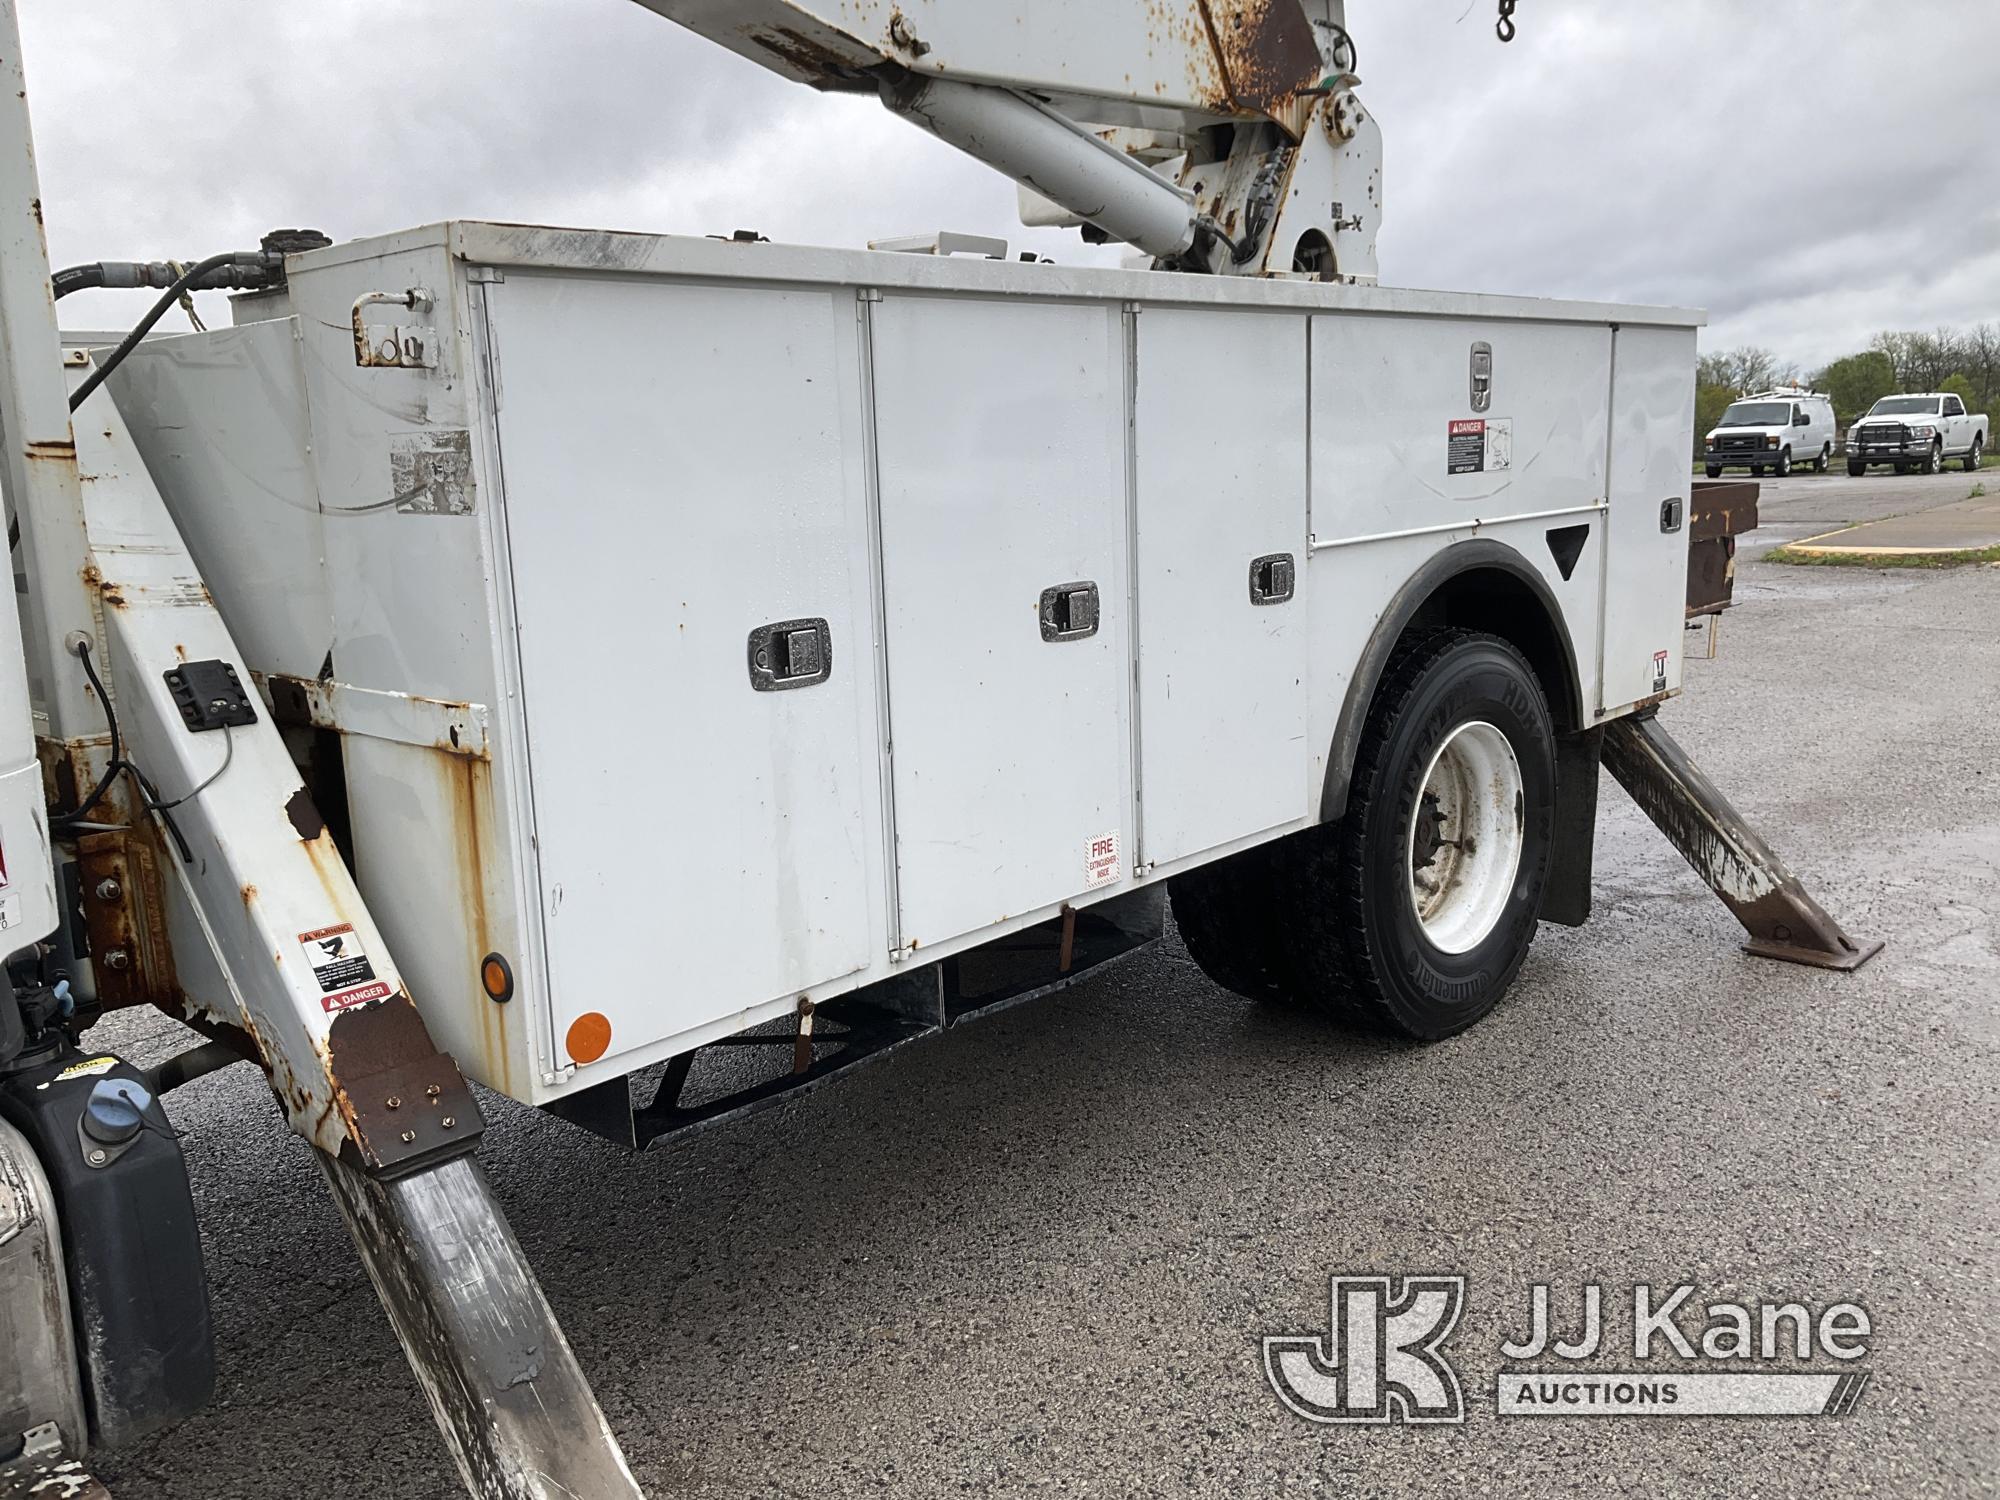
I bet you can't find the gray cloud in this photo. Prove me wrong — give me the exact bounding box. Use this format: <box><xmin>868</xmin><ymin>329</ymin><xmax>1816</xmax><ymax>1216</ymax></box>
<box><xmin>30</xmin><ymin>0</ymin><xmax>1997</xmax><ymax>372</ymax></box>
<box><xmin>1366</xmin><ymin>0</ymin><xmax>1997</xmax><ymax>366</ymax></box>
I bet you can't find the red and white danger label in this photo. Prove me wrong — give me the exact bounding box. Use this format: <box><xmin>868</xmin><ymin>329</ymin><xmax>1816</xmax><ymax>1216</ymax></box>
<box><xmin>298</xmin><ymin>922</ymin><xmax>391</xmax><ymax>1013</ymax></box>
<box><xmin>1448</xmin><ymin>417</ymin><xmax>1513</xmax><ymax>475</ymax></box>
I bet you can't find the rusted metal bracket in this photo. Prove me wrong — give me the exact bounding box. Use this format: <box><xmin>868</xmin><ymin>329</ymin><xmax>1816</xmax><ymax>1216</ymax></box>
<box><xmin>350</xmin><ymin>287</ymin><xmax>437</xmax><ymax>369</ymax></box>
<box><xmin>74</xmin><ymin>828</ymin><xmax>178</xmax><ymax>1010</ymax></box>
<box><xmin>325</xmin><ymin>998</ymin><xmax>485</xmax><ymax>1177</ymax></box>
<box><xmin>1687</xmin><ymin>480</ymin><xmax>1759</xmax><ymax>620</ymax></box>
<box><xmin>1603</xmin><ymin>713</ymin><xmax>1882</xmax><ymax>972</ymax></box>
<box><xmin>792</xmin><ymin>996</ymin><xmax>815</xmax><ymax>1076</ymax></box>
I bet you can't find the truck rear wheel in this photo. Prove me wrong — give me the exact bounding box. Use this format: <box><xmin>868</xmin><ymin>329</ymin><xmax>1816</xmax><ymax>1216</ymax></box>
<box><xmin>1967</xmin><ymin>436</ymin><xmax>1984</xmax><ymax>474</ymax></box>
<box><xmin>1277</xmin><ymin>630</ymin><xmax>1556</xmax><ymax>1039</ymax></box>
<box><xmin>1168</xmin><ymin>843</ymin><xmax>1294</xmax><ymax>1005</ymax></box>
<box><xmin>1813</xmin><ymin>444</ymin><xmax>1830</xmax><ymax>474</ymax></box>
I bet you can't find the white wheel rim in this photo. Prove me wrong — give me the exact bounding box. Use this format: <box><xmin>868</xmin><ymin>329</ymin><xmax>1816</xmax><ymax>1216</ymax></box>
<box><xmin>1406</xmin><ymin>721</ymin><xmax>1525</xmax><ymax>954</ymax></box>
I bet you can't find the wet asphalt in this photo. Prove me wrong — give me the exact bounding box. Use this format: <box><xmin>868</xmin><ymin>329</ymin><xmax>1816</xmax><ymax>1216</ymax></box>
<box><xmin>90</xmin><ymin>464</ymin><xmax>1997</xmax><ymax>1498</ymax></box>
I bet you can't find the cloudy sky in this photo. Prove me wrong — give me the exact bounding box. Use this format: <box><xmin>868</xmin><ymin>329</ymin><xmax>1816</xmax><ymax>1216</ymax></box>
<box><xmin>25</xmin><ymin>0</ymin><xmax>1997</xmax><ymax>373</ymax></box>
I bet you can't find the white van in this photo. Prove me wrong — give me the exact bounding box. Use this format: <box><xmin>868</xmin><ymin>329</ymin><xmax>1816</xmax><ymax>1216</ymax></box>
<box><xmin>1703</xmin><ymin>386</ymin><xmax>1838</xmax><ymax>478</ymax></box>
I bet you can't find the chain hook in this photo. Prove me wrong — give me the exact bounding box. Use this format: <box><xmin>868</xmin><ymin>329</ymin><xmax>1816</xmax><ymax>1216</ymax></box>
<box><xmin>1497</xmin><ymin>0</ymin><xmax>1518</xmax><ymax>43</ymax></box>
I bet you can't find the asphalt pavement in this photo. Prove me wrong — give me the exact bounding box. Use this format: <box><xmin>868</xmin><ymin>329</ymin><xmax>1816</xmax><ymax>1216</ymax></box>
<box><xmin>90</xmin><ymin>467</ymin><xmax>1998</xmax><ymax>1498</ymax></box>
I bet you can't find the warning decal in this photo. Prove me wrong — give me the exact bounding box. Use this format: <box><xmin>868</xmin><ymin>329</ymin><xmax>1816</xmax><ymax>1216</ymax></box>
<box><xmin>1448</xmin><ymin>417</ymin><xmax>1513</xmax><ymax>476</ymax></box>
<box><xmin>299</xmin><ymin>922</ymin><xmax>391</xmax><ymax>1013</ymax></box>
<box><xmin>1085</xmin><ymin>832</ymin><xmax>1121</xmax><ymax>890</ymax></box>
<box><xmin>1651</xmin><ymin>651</ymin><xmax>1670</xmax><ymax>694</ymax></box>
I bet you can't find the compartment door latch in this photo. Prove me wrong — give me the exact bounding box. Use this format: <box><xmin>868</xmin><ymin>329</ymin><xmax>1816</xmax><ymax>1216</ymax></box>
<box><xmin>1038</xmin><ymin>582</ymin><xmax>1101</xmax><ymax>642</ymax></box>
<box><xmin>1248</xmin><ymin>553</ymin><xmax>1296</xmax><ymax>605</ymax></box>
<box><xmin>748</xmin><ymin>618</ymin><xmax>833</xmax><ymax>691</ymax></box>
<box><xmin>1470</xmin><ymin>340</ymin><xmax>1494</xmax><ymax>413</ymax></box>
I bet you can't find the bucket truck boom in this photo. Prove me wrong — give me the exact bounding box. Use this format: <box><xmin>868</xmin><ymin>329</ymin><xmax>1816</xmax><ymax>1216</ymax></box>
<box><xmin>635</xmin><ymin>0</ymin><xmax>1384</xmax><ymax>279</ymax></box>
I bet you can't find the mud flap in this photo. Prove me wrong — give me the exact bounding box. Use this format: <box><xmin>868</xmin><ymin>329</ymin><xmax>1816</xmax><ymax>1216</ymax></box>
<box><xmin>1540</xmin><ymin>728</ymin><xmax>1603</xmax><ymax>928</ymax></box>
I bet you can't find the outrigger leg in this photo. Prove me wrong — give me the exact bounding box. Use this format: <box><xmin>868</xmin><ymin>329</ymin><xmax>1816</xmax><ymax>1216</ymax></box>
<box><xmin>324</xmin><ymin>1153</ymin><xmax>644</xmax><ymax>1499</ymax></box>
<box><xmin>1603</xmin><ymin>711</ymin><xmax>1883</xmax><ymax>972</ymax></box>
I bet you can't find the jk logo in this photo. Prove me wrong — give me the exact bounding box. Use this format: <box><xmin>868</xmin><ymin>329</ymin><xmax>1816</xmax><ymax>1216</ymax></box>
<box><xmin>1264</xmin><ymin>1276</ymin><xmax>1466</xmax><ymax>1424</ymax></box>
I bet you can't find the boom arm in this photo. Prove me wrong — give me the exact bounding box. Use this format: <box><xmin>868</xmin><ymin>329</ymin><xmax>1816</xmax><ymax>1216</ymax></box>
<box><xmin>633</xmin><ymin>0</ymin><xmax>1384</xmax><ymax>280</ymax></box>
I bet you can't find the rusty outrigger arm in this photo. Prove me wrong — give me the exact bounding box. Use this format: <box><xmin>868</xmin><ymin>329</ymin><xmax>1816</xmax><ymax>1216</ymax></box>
<box><xmin>1602</xmin><ymin>712</ymin><xmax>1883</xmax><ymax>972</ymax></box>
<box><xmin>57</xmin><ymin>351</ymin><xmax>643</xmax><ymax>1499</ymax></box>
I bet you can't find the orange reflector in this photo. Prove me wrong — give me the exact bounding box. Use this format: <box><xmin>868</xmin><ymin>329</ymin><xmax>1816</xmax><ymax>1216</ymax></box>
<box><xmin>565</xmin><ymin>1012</ymin><xmax>612</xmax><ymax>1065</ymax></box>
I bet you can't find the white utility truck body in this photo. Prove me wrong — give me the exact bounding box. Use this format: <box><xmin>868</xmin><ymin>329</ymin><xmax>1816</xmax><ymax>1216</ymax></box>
<box><xmin>0</xmin><ymin>3</ymin><xmax>1878</xmax><ymax>1495</ymax></box>
<box><xmin>104</xmin><ymin>223</ymin><xmax>1698</xmax><ymax>1100</ymax></box>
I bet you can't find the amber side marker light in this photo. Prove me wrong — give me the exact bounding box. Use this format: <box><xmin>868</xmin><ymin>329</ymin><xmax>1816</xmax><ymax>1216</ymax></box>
<box><xmin>481</xmin><ymin>951</ymin><xmax>514</xmax><ymax>1003</ymax></box>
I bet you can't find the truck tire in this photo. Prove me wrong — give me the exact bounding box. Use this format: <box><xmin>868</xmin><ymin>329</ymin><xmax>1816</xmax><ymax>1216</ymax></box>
<box><xmin>1813</xmin><ymin>444</ymin><xmax>1830</xmax><ymax>474</ymax></box>
<box><xmin>1272</xmin><ymin>630</ymin><xmax>1555</xmax><ymax>1039</ymax></box>
<box><xmin>1966</xmin><ymin>435</ymin><xmax>1984</xmax><ymax>474</ymax></box>
<box><xmin>1922</xmin><ymin>442</ymin><xmax>1942</xmax><ymax>475</ymax></box>
<box><xmin>1704</xmin><ymin>465</ymin><xmax>1722</xmax><ymax>479</ymax></box>
<box><xmin>1775</xmin><ymin>447</ymin><xmax>1792</xmax><ymax>477</ymax></box>
<box><xmin>1847</xmin><ymin>459</ymin><xmax>1866</xmax><ymax>477</ymax></box>
<box><xmin>1168</xmin><ymin>844</ymin><xmax>1295</xmax><ymax>1005</ymax></box>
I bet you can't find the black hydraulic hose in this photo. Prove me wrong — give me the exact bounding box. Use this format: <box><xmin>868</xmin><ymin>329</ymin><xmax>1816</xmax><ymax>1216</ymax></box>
<box><xmin>53</xmin><ymin>255</ymin><xmax>276</xmax><ymax>302</ymax></box>
<box><xmin>50</xmin><ymin>263</ymin><xmax>107</xmax><ymax>299</ymax></box>
<box><xmin>57</xmin><ymin>639</ymin><xmax>123</xmax><ymax>829</ymax></box>
<box><xmin>148</xmin><ymin>1036</ymin><xmax>249</xmax><ymax>1094</ymax></box>
<box><xmin>24</xmin><ymin>238</ymin><xmax>308</xmax><ymax>548</ymax></box>
<box><xmin>66</xmin><ymin>251</ymin><xmax>243</xmax><ymax>413</ymax></box>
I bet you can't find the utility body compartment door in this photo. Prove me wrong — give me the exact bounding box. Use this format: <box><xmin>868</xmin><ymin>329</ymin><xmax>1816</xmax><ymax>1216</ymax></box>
<box><xmin>1133</xmin><ymin>308</ymin><xmax>1309</xmax><ymax>867</ymax></box>
<box><xmin>870</xmin><ymin>295</ymin><xmax>1130</xmax><ymax>947</ymax></box>
<box><xmin>1308</xmin><ymin>315</ymin><xmax>1612</xmax><ymax>547</ymax></box>
<box><xmin>1599</xmin><ymin>324</ymin><xmax>1698</xmax><ymax>713</ymax></box>
<box><xmin>486</xmin><ymin>275</ymin><xmax>878</xmax><ymax>1072</ymax></box>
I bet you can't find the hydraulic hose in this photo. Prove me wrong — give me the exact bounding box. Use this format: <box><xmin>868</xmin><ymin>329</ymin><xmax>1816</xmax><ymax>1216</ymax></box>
<box><xmin>52</xmin><ymin>252</ymin><xmax>273</xmax><ymax>302</ymax></box>
<box><xmin>51</xmin><ymin>263</ymin><xmax>108</xmax><ymax>299</ymax></box>
<box><xmin>66</xmin><ymin>251</ymin><xmax>250</xmax><ymax>412</ymax></box>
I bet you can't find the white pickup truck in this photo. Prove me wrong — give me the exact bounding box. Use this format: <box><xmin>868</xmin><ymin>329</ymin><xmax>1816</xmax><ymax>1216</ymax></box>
<box><xmin>1847</xmin><ymin>392</ymin><xmax>1989</xmax><ymax>475</ymax></box>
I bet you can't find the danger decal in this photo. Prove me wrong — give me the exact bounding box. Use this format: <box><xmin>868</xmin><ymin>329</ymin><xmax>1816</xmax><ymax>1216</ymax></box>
<box><xmin>298</xmin><ymin>922</ymin><xmax>391</xmax><ymax>1013</ymax></box>
<box><xmin>1448</xmin><ymin>417</ymin><xmax>1513</xmax><ymax>476</ymax></box>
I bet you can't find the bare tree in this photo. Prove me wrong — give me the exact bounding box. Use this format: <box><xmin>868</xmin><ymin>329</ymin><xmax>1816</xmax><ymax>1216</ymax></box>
<box><xmin>1868</xmin><ymin>331</ymin><xmax>1915</xmax><ymax>386</ymax></box>
<box><xmin>1698</xmin><ymin>346</ymin><xmax>1786</xmax><ymax>393</ymax></box>
<box><xmin>1961</xmin><ymin>323</ymin><xmax>1999</xmax><ymax>410</ymax></box>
